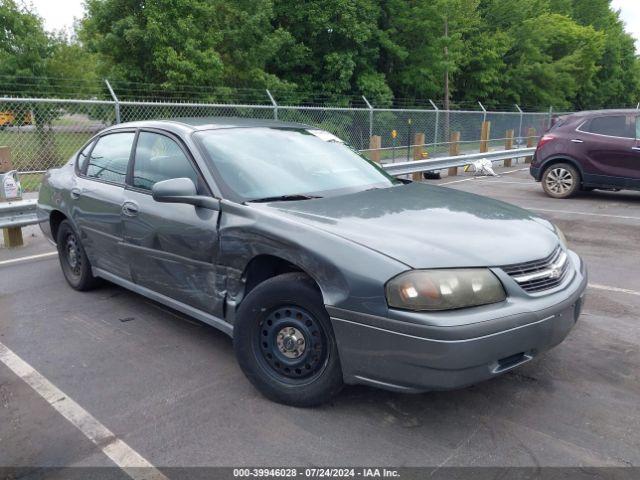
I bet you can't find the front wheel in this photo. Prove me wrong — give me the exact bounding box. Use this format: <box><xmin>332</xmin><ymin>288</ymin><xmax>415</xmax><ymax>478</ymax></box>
<box><xmin>542</xmin><ymin>163</ymin><xmax>580</xmax><ymax>198</ymax></box>
<box><xmin>233</xmin><ymin>273</ymin><xmax>343</xmax><ymax>407</ymax></box>
<box><xmin>56</xmin><ymin>220</ymin><xmax>101</xmax><ymax>291</ymax></box>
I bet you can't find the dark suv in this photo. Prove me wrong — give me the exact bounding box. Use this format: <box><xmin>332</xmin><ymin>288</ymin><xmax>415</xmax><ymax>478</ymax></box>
<box><xmin>530</xmin><ymin>110</ymin><xmax>640</xmax><ymax>198</ymax></box>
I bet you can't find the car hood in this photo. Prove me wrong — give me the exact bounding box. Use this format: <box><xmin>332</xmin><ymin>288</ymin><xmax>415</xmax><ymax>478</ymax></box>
<box><xmin>262</xmin><ymin>182</ymin><xmax>559</xmax><ymax>269</ymax></box>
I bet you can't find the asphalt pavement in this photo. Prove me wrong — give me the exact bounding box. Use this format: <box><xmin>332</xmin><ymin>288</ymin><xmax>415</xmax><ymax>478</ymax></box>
<box><xmin>1</xmin><ymin>165</ymin><xmax>639</xmax><ymax>476</ymax></box>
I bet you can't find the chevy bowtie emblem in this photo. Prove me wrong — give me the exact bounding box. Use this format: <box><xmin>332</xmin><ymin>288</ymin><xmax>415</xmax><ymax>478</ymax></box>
<box><xmin>549</xmin><ymin>267</ymin><xmax>562</xmax><ymax>279</ymax></box>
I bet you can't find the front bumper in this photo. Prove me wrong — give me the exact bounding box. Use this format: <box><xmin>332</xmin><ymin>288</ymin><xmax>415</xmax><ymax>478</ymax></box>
<box><xmin>329</xmin><ymin>252</ymin><xmax>587</xmax><ymax>393</ymax></box>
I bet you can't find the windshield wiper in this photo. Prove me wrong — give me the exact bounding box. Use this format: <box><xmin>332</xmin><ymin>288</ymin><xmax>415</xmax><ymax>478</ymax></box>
<box><xmin>248</xmin><ymin>194</ymin><xmax>323</xmax><ymax>203</ymax></box>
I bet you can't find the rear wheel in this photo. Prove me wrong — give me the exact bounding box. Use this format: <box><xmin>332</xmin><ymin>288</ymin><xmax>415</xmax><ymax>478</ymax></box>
<box><xmin>233</xmin><ymin>273</ymin><xmax>343</xmax><ymax>407</ymax></box>
<box><xmin>56</xmin><ymin>220</ymin><xmax>101</xmax><ymax>291</ymax></box>
<box><xmin>542</xmin><ymin>163</ymin><xmax>580</xmax><ymax>198</ymax></box>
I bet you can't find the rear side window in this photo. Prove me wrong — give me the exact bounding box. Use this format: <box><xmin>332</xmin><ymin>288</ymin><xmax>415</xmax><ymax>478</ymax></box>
<box><xmin>132</xmin><ymin>132</ymin><xmax>200</xmax><ymax>192</ymax></box>
<box><xmin>583</xmin><ymin>115</ymin><xmax>635</xmax><ymax>138</ymax></box>
<box><xmin>549</xmin><ymin>116</ymin><xmax>568</xmax><ymax>131</ymax></box>
<box><xmin>86</xmin><ymin>133</ymin><xmax>135</xmax><ymax>185</ymax></box>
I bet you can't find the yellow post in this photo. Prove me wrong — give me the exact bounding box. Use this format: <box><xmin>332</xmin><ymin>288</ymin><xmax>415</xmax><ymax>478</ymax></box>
<box><xmin>526</xmin><ymin>127</ymin><xmax>537</xmax><ymax>163</ymax></box>
<box><xmin>504</xmin><ymin>129</ymin><xmax>514</xmax><ymax>167</ymax></box>
<box><xmin>448</xmin><ymin>131</ymin><xmax>461</xmax><ymax>176</ymax></box>
<box><xmin>3</xmin><ymin>227</ymin><xmax>24</xmax><ymax>248</ymax></box>
<box><xmin>480</xmin><ymin>121</ymin><xmax>491</xmax><ymax>153</ymax></box>
<box><xmin>412</xmin><ymin>132</ymin><xmax>425</xmax><ymax>182</ymax></box>
<box><xmin>369</xmin><ymin>135</ymin><xmax>382</xmax><ymax>163</ymax></box>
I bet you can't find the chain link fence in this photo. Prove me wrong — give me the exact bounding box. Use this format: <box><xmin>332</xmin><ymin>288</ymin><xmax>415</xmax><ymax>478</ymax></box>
<box><xmin>0</xmin><ymin>96</ymin><xmax>555</xmax><ymax>191</ymax></box>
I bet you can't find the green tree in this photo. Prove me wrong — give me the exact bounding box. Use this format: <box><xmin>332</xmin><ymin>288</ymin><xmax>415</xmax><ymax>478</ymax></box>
<box><xmin>80</xmin><ymin>0</ymin><xmax>293</xmax><ymax>98</ymax></box>
<box><xmin>380</xmin><ymin>0</ymin><xmax>479</xmax><ymax>106</ymax></box>
<box><xmin>504</xmin><ymin>13</ymin><xmax>605</xmax><ymax>109</ymax></box>
<box><xmin>269</xmin><ymin>0</ymin><xmax>389</xmax><ymax>104</ymax></box>
<box><xmin>571</xmin><ymin>0</ymin><xmax>640</xmax><ymax>108</ymax></box>
<box><xmin>46</xmin><ymin>34</ymin><xmax>101</xmax><ymax>97</ymax></box>
<box><xmin>0</xmin><ymin>0</ymin><xmax>50</xmax><ymax>78</ymax></box>
<box><xmin>0</xmin><ymin>0</ymin><xmax>57</xmax><ymax>166</ymax></box>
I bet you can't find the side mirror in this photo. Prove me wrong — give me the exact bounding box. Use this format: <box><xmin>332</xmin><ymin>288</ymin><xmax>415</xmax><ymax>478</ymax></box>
<box><xmin>151</xmin><ymin>178</ymin><xmax>219</xmax><ymax>210</ymax></box>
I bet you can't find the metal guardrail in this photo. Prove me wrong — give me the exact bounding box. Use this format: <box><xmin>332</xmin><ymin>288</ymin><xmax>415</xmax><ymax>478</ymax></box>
<box><xmin>0</xmin><ymin>199</ymin><xmax>38</xmax><ymax>229</ymax></box>
<box><xmin>381</xmin><ymin>147</ymin><xmax>536</xmax><ymax>176</ymax></box>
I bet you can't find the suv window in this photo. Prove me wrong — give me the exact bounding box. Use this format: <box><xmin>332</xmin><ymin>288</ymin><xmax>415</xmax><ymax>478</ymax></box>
<box><xmin>132</xmin><ymin>132</ymin><xmax>200</xmax><ymax>191</ymax></box>
<box><xmin>86</xmin><ymin>132</ymin><xmax>135</xmax><ymax>185</ymax></box>
<box><xmin>583</xmin><ymin>115</ymin><xmax>635</xmax><ymax>138</ymax></box>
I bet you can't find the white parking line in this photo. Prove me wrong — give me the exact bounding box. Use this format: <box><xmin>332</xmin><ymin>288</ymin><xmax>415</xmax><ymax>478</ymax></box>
<box><xmin>0</xmin><ymin>342</ymin><xmax>168</xmax><ymax>480</ymax></box>
<box><xmin>528</xmin><ymin>207</ymin><xmax>640</xmax><ymax>221</ymax></box>
<box><xmin>0</xmin><ymin>251</ymin><xmax>58</xmax><ymax>267</ymax></box>
<box><xmin>589</xmin><ymin>284</ymin><xmax>640</xmax><ymax>297</ymax></box>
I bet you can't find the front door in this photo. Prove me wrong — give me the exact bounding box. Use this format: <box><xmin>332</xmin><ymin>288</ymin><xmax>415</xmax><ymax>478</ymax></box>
<box><xmin>71</xmin><ymin>131</ymin><xmax>136</xmax><ymax>280</ymax></box>
<box><xmin>121</xmin><ymin>130</ymin><xmax>223</xmax><ymax>316</ymax></box>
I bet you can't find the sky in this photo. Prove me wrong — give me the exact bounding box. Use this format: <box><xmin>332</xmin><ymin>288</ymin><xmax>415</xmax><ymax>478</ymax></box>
<box><xmin>611</xmin><ymin>0</ymin><xmax>640</xmax><ymax>52</ymax></box>
<box><xmin>26</xmin><ymin>0</ymin><xmax>640</xmax><ymax>52</ymax></box>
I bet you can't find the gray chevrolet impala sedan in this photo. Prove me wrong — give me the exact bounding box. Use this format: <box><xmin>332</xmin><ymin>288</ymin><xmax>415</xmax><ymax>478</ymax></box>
<box><xmin>37</xmin><ymin>118</ymin><xmax>587</xmax><ymax>406</ymax></box>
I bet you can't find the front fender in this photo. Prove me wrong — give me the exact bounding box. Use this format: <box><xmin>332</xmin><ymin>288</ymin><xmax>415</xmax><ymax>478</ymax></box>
<box><xmin>218</xmin><ymin>200</ymin><xmax>408</xmax><ymax>318</ymax></box>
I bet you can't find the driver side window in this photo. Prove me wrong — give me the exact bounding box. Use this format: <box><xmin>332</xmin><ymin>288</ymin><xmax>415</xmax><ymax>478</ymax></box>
<box><xmin>132</xmin><ymin>132</ymin><xmax>202</xmax><ymax>193</ymax></box>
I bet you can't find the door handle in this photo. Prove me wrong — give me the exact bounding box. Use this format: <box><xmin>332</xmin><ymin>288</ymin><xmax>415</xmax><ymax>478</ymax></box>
<box><xmin>121</xmin><ymin>201</ymin><xmax>139</xmax><ymax>217</ymax></box>
<box><xmin>70</xmin><ymin>187</ymin><xmax>82</xmax><ymax>199</ymax></box>
<box><xmin>571</xmin><ymin>139</ymin><xmax>584</xmax><ymax>143</ymax></box>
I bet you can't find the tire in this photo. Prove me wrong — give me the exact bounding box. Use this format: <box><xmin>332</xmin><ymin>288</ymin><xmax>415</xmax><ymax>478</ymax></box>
<box><xmin>56</xmin><ymin>220</ymin><xmax>101</xmax><ymax>291</ymax></box>
<box><xmin>233</xmin><ymin>272</ymin><xmax>343</xmax><ymax>407</ymax></box>
<box><xmin>542</xmin><ymin>163</ymin><xmax>581</xmax><ymax>199</ymax></box>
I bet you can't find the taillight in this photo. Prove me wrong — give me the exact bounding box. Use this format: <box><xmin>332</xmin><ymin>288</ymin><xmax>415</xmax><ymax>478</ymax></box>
<box><xmin>537</xmin><ymin>134</ymin><xmax>555</xmax><ymax>150</ymax></box>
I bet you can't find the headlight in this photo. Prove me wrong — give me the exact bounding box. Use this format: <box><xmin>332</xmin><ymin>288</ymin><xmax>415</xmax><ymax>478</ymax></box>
<box><xmin>386</xmin><ymin>269</ymin><xmax>506</xmax><ymax>311</ymax></box>
<box><xmin>554</xmin><ymin>225</ymin><xmax>568</xmax><ymax>248</ymax></box>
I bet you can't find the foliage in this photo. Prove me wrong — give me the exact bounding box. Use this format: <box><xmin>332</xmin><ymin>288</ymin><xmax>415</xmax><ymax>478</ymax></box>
<box><xmin>1</xmin><ymin>0</ymin><xmax>639</xmax><ymax>110</ymax></box>
<box><xmin>80</xmin><ymin>0</ymin><xmax>294</xmax><ymax>98</ymax></box>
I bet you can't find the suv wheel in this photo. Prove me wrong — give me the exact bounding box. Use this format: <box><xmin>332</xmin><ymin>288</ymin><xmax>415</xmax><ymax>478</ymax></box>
<box><xmin>233</xmin><ymin>272</ymin><xmax>343</xmax><ymax>407</ymax></box>
<box><xmin>56</xmin><ymin>220</ymin><xmax>101</xmax><ymax>291</ymax></box>
<box><xmin>542</xmin><ymin>163</ymin><xmax>580</xmax><ymax>198</ymax></box>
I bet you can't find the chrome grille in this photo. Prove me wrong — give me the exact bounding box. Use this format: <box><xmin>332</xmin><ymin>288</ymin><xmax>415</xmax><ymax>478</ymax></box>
<box><xmin>501</xmin><ymin>247</ymin><xmax>571</xmax><ymax>293</ymax></box>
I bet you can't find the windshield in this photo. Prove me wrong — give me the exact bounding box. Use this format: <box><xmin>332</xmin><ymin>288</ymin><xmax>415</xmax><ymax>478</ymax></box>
<box><xmin>195</xmin><ymin>127</ymin><xmax>398</xmax><ymax>201</ymax></box>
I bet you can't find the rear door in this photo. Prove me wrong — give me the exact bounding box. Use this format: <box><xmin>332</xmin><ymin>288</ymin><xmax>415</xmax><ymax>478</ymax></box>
<box><xmin>578</xmin><ymin>114</ymin><xmax>639</xmax><ymax>187</ymax></box>
<box><xmin>121</xmin><ymin>129</ymin><xmax>223</xmax><ymax>315</ymax></box>
<box><xmin>72</xmin><ymin>130</ymin><xmax>136</xmax><ymax>280</ymax></box>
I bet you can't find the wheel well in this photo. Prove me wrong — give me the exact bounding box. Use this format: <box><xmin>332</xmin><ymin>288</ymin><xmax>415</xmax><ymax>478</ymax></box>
<box><xmin>243</xmin><ymin>255</ymin><xmax>310</xmax><ymax>297</ymax></box>
<box><xmin>541</xmin><ymin>158</ymin><xmax>583</xmax><ymax>183</ymax></box>
<box><xmin>49</xmin><ymin>210</ymin><xmax>67</xmax><ymax>242</ymax></box>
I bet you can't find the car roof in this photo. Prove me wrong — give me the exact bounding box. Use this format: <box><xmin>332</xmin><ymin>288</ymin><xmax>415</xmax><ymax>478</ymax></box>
<box><xmin>565</xmin><ymin>109</ymin><xmax>640</xmax><ymax>119</ymax></box>
<box><xmin>103</xmin><ymin>117</ymin><xmax>313</xmax><ymax>134</ymax></box>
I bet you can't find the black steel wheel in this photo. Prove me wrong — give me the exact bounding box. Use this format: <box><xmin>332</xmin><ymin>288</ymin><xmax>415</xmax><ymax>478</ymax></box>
<box><xmin>234</xmin><ymin>272</ymin><xmax>343</xmax><ymax>407</ymax></box>
<box><xmin>256</xmin><ymin>305</ymin><xmax>328</xmax><ymax>383</ymax></box>
<box><xmin>63</xmin><ymin>231</ymin><xmax>82</xmax><ymax>278</ymax></box>
<box><xmin>56</xmin><ymin>220</ymin><xmax>101</xmax><ymax>291</ymax></box>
